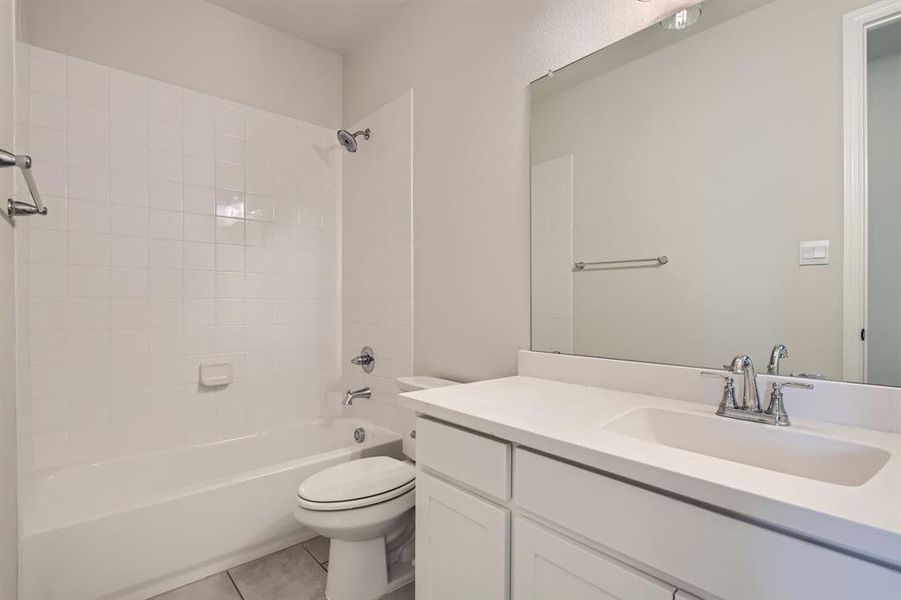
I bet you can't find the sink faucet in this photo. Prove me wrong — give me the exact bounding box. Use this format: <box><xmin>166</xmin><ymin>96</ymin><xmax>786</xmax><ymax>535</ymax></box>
<box><xmin>729</xmin><ymin>354</ymin><xmax>761</xmax><ymax>411</ymax></box>
<box><xmin>767</xmin><ymin>344</ymin><xmax>788</xmax><ymax>375</ymax></box>
<box><xmin>343</xmin><ymin>387</ymin><xmax>371</xmax><ymax>406</ymax></box>
<box><xmin>702</xmin><ymin>354</ymin><xmax>815</xmax><ymax>426</ymax></box>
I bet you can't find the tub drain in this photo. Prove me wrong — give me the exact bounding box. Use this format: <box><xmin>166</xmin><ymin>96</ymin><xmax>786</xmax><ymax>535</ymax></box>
<box><xmin>353</xmin><ymin>427</ymin><xmax>366</xmax><ymax>443</ymax></box>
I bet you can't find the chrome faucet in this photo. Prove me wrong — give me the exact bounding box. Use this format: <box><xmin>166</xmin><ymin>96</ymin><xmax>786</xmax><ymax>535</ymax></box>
<box><xmin>767</xmin><ymin>344</ymin><xmax>788</xmax><ymax>375</ymax></box>
<box><xmin>729</xmin><ymin>354</ymin><xmax>761</xmax><ymax>412</ymax></box>
<box><xmin>701</xmin><ymin>354</ymin><xmax>815</xmax><ymax>426</ymax></box>
<box><xmin>343</xmin><ymin>387</ymin><xmax>371</xmax><ymax>406</ymax></box>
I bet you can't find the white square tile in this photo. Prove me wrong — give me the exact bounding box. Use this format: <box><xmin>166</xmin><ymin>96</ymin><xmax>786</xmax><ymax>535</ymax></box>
<box><xmin>33</xmin><ymin>431</ymin><xmax>69</xmax><ymax>468</ymax></box>
<box><xmin>244</xmin><ymin>113</ymin><xmax>271</xmax><ymax>144</ymax></box>
<box><xmin>110</xmin><ymin>142</ymin><xmax>148</xmax><ymax>176</ymax></box>
<box><xmin>184</xmin><ymin>184</ymin><xmax>215</xmax><ymax>214</ymax></box>
<box><xmin>110</xmin><ymin>110</ymin><xmax>147</xmax><ymax>145</ymax></box>
<box><xmin>216</xmin><ymin>105</ymin><xmax>243</xmax><ymax>137</ymax></box>
<box><xmin>69</xmin><ymin>426</ymin><xmax>112</xmax><ymax>463</ymax></box>
<box><xmin>110</xmin><ymin>266</ymin><xmax>149</xmax><ymax>297</ymax></box>
<box><xmin>245</xmin><ymin>247</ymin><xmax>271</xmax><ymax>273</ymax></box>
<box><xmin>216</xmin><ymin>244</ymin><xmax>244</xmax><ymax>272</ymax></box>
<box><xmin>244</xmin><ymin>141</ymin><xmax>271</xmax><ymax>168</ymax></box>
<box><xmin>149</xmin><ymin>119</ymin><xmax>181</xmax><ymax>152</ymax></box>
<box><xmin>150</xmin><ymin>269</ymin><xmax>183</xmax><ymax>298</ymax></box>
<box><xmin>216</xmin><ymin>134</ymin><xmax>243</xmax><ymax>164</ymax></box>
<box><xmin>68</xmin><ymin>166</ymin><xmax>110</xmax><ymax>203</ymax></box>
<box><xmin>149</xmin><ymin>149</ymin><xmax>182</xmax><ymax>182</ymax></box>
<box><xmin>184</xmin><ymin>213</ymin><xmax>215</xmax><ymax>243</ymax></box>
<box><xmin>112</xmin><ymin>420</ymin><xmax>150</xmax><ymax>455</ymax></box>
<box><xmin>185</xmin><ymin>298</ymin><xmax>216</xmax><ymax>327</ymax></box>
<box><xmin>68</xmin><ymin>62</ymin><xmax>109</xmax><ymax>106</ymax></box>
<box><xmin>245</xmin><ymin>166</ymin><xmax>271</xmax><ymax>196</ymax></box>
<box><xmin>148</xmin><ymin>86</ymin><xmax>183</xmax><ymax>124</ymax></box>
<box><xmin>68</xmin><ymin>100</ymin><xmax>108</xmax><ymax>138</ymax></box>
<box><xmin>30</xmin><ymin>298</ymin><xmax>67</xmax><ymax>332</ymax></box>
<box><xmin>215</xmin><ymin>161</ymin><xmax>243</xmax><ymax>191</ymax></box>
<box><xmin>216</xmin><ymin>217</ymin><xmax>244</xmax><ymax>245</ymax></box>
<box><xmin>67</xmin><ymin>298</ymin><xmax>109</xmax><ymax>330</ymax></box>
<box><xmin>111</xmin><ymin>329</ymin><xmax>149</xmax><ymax>359</ymax></box>
<box><xmin>110</xmin><ymin>235</ymin><xmax>149</xmax><ymax>267</ymax></box>
<box><xmin>216</xmin><ymin>272</ymin><xmax>245</xmax><ymax>298</ymax></box>
<box><xmin>149</xmin><ymin>298</ymin><xmax>184</xmax><ymax>328</ymax></box>
<box><xmin>185</xmin><ymin>271</ymin><xmax>215</xmax><ymax>298</ymax></box>
<box><xmin>110</xmin><ymin>73</ymin><xmax>147</xmax><ymax>116</ymax></box>
<box><xmin>110</xmin><ymin>172</ymin><xmax>148</xmax><ymax>207</ymax></box>
<box><xmin>111</xmin><ymin>205</ymin><xmax>148</xmax><ymax>237</ymax></box>
<box><xmin>68</xmin><ymin>394</ymin><xmax>111</xmax><ymax>429</ymax></box>
<box><xmin>30</xmin><ymin>56</ymin><xmax>67</xmax><ymax>97</ymax></box>
<box><xmin>149</xmin><ymin>179</ymin><xmax>183</xmax><ymax>211</ymax></box>
<box><xmin>30</xmin><ymin>92</ymin><xmax>66</xmax><ymax>130</ymax></box>
<box><xmin>184</xmin><ymin>241</ymin><xmax>215</xmax><ymax>270</ymax></box>
<box><xmin>67</xmin><ymin>199</ymin><xmax>109</xmax><ymax>234</ymax></box>
<box><xmin>68</xmin><ymin>265</ymin><xmax>109</xmax><ymax>297</ymax></box>
<box><xmin>68</xmin><ymin>233</ymin><xmax>109</xmax><ymax>265</ymax></box>
<box><xmin>67</xmin><ymin>134</ymin><xmax>109</xmax><ymax>170</ymax></box>
<box><xmin>184</xmin><ymin>156</ymin><xmax>214</xmax><ymax>187</ymax></box>
<box><xmin>149</xmin><ymin>209</ymin><xmax>183</xmax><ymax>240</ymax></box>
<box><xmin>184</xmin><ymin>92</ymin><xmax>216</xmax><ymax>131</ymax></box>
<box><xmin>29</xmin><ymin>126</ymin><xmax>66</xmax><ymax>163</ymax></box>
<box><xmin>150</xmin><ymin>327</ymin><xmax>183</xmax><ymax>356</ymax></box>
<box><xmin>30</xmin><ymin>331</ymin><xmax>68</xmax><ymax>365</ymax></box>
<box><xmin>66</xmin><ymin>330</ymin><xmax>110</xmax><ymax>363</ymax></box>
<box><xmin>215</xmin><ymin>189</ymin><xmax>244</xmax><ymax>218</ymax></box>
<box><xmin>150</xmin><ymin>239</ymin><xmax>183</xmax><ymax>269</ymax></box>
<box><xmin>28</xmin><ymin>229</ymin><xmax>67</xmax><ymax>263</ymax></box>
<box><xmin>111</xmin><ymin>298</ymin><xmax>149</xmax><ymax>329</ymax></box>
<box><xmin>184</xmin><ymin>128</ymin><xmax>214</xmax><ymax>159</ymax></box>
<box><xmin>245</xmin><ymin>195</ymin><xmax>273</xmax><ymax>222</ymax></box>
<box><xmin>30</xmin><ymin>263</ymin><xmax>67</xmax><ymax>297</ymax></box>
<box><xmin>216</xmin><ymin>299</ymin><xmax>245</xmax><ymax>326</ymax></box>
<box><xmin>184</xmin><ymin>326</ymin><xmax>216</xmax><ymax>355</ymax></box>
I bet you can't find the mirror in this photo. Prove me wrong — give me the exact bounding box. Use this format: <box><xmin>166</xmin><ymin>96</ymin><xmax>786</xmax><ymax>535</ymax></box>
<box><xmin>530</xmin><ymin>0</ymin><xmax>901</xmax><ymax>386</ymax></box>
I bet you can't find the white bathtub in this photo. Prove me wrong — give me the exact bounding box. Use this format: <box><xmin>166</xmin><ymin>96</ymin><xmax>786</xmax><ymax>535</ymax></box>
<box><xmin>20</xmin><ymin>418</ymin><xmax>402</xmax><ymax>600</ymax></box>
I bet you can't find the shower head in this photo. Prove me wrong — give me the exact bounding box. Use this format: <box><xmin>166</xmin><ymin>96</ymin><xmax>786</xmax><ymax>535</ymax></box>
<box><xmin>337</xmin><ymin>128</ymin><xmax>371</xmax><ymax>153</ymax></box>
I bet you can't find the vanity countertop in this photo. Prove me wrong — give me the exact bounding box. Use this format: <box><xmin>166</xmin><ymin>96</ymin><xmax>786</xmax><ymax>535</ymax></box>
<box><xmin>399</xmin><ymin>376</ymin><xmax>901</xmax><ymax>569</ymax></box>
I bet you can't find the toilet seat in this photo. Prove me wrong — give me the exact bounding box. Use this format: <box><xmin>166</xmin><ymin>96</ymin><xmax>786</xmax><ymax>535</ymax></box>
<box><xmin>297</xmin><ymin>456</ymin><xmax>415</xmax><ymax>511</ymax></box>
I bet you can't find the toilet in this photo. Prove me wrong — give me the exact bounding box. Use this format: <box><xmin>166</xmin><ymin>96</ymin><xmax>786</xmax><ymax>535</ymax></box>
<box><xmin>294</xmin><ymin>376</ymin><xmax>457</xmax><ymax>600</ymax></box>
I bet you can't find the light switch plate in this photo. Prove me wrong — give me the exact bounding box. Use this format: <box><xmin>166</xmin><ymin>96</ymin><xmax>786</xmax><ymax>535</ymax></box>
<box><xmin>799</xmin><ymin>240</ymin><xmax>830</xmax><ymax>265</ymax></box>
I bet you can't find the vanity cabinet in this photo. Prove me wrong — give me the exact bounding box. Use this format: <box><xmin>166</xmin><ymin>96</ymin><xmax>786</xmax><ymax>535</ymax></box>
<box><xmin>513</xmin><ymin>517</ymin><xmax>675</xmax><ymax>600</ymax></box>
<box><xmin>415</xmin><ymin>470</ymin><xmax>509</xmax><ymax>600</ymax></box>
<box><xmin>413</xmin><ymin>416</ymin><xmax>901</xmax><ymax>600</ymax></box>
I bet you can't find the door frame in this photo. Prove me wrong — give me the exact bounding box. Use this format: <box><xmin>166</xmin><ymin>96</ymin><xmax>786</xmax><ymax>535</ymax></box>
<box><xmin>843</xmin><ymin>0</ymin><xmax>901</xmax><ymax>382</ymax></box>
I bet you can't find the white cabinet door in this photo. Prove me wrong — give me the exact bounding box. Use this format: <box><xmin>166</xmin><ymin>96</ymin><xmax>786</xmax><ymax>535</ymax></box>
<box><xmin>416</xmin><ymin>470</ymin><xmax>509</xmax><ymax>600</ymax></box>
<box><xmin>513</xmin><ymin>517</ymin><xmax>675</xmax><ymax>600</ymax></box>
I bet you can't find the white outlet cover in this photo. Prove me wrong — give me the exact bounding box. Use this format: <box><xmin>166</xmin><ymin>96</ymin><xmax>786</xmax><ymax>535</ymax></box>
<box><xmin>799</xmin><ymin>240</ymin><xmax>830</xmax><ymax>265</ymax></box>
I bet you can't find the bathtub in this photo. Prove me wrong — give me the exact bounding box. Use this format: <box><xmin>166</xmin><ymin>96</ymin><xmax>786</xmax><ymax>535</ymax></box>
<box><xmin>20</xmin><ymin>418</ymin><xmax>402</xmax><ymax>600</ymax></box>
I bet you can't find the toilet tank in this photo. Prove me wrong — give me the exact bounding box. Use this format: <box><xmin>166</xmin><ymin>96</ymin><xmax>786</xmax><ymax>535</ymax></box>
<box><xmin>397</xmin><ymin>376</ymin><xmax>458</xmax><ymax>460</ymax></box>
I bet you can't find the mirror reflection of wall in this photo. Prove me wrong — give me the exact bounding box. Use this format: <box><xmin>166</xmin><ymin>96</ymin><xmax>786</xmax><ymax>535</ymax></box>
<box><xmin>531</xmin><ymin>0</ymin><xmax>889</xmax><ymax>383</ymax></box>
<box><xmin>867</xmin><ymin>17</ymin><xmax>901</xmax><ymax>387</ymax></box>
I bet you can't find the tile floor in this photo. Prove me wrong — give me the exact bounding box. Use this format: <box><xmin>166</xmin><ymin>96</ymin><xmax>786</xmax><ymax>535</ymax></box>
<box><xmin>150</xmin><ymin>536</ymin><xmax>413</xmax><ymax>600</ymax></box>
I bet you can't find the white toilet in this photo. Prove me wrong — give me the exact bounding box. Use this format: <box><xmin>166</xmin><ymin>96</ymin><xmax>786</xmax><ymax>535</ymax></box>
<box><xmin>294</xmin><ymin>376</ymin><xmax>457</xmax><ymax>600</ymax></box>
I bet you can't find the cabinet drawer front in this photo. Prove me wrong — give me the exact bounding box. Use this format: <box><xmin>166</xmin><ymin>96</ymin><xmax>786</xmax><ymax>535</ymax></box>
<box><xmin>417</xmin><ymin>417</ymin><xmax>511</xmax><ymax>500</ymax></box>
<box><xmin>514</xmin><ymin>449</ymin><xmax>901</xmax><ymax>600</ymax></box>
<box><xmin>514</xmin><ymin>517</ymin><xmax>675</xmax><ymax>600</ymax></box>
<box><xmin>416</xmin><ymin>471</ymin><xmax>509</xmax><ymax>600</ymax></box>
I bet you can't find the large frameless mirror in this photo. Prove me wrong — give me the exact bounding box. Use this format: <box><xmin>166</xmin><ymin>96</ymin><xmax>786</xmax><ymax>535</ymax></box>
<box><xmin>530</xmin><ymin>0</ymin><xmax>901</xmax><ymax>386</ymax></box>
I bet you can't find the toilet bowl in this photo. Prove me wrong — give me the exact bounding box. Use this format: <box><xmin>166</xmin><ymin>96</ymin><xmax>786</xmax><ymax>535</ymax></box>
<box><xmin>294</xmin><ymin>376</ymin><xmax>457</xmax><ymax>600</ymax></box>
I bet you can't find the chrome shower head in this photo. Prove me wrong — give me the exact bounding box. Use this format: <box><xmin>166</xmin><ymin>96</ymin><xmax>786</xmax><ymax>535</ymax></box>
<box><xmin>337</xmin><ymin>128</ymin><xmax>371</xmax><ymax>153</ymax></box>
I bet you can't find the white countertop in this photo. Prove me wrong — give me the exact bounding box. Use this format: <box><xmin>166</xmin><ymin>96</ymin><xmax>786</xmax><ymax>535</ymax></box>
<box><xmin>399</xmin><ymin>376</ymin><xmax>901</xmax><ymax>568</ymax></box>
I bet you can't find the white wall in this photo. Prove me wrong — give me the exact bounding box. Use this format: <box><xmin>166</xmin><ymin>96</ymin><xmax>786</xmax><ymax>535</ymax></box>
<box><xmin>15</xmin><ymin>45</ymin><xmax>342</xmax><ymax>470</ymax></box>
<box><xmin>21</xmin><ymin>0</ymin><xmax>342</xmax><ymax>128</ymax></box>
<box><xmin>531</xmin><ymin>0</ymin><xmax>867</xmax><ymax>380</ymax></box>
<box><xmin>341</xmin><ymin>91</ymin><xmax>414</xmax><ymax>435</ymax></box>
<box><xmin>867</xmin><ymin>39</ymin><xmax>901</xmax><ymax>386</ymax></box>
<box><xmin>0</xmin><ymin>2</ymin><xmax>18</xmax><ymax>596</ymax></box>
<box><xmin>343</xmin><ymin>0</ymin><xmax>695</xmax><ymax>382</ymax></box>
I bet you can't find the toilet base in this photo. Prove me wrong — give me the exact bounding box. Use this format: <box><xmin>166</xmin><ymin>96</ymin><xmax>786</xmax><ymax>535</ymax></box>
<box><xmin>327</xmin><ymin>538</ymin><xmax>388</xmax><ymax>600</ymax></box>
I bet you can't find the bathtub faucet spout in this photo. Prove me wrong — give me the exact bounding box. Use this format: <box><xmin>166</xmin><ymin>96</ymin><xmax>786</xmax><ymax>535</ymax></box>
<box><xmin>343</xmin><ymin>387</ymin><xmax>371</xmax><ymax>406</ymax></box>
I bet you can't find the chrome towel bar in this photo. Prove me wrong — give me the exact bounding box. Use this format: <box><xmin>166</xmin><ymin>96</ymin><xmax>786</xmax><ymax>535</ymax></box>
<box><xmin>574</xmin><ymin>255</ymin><xmax>668</xmax><ymax>270</ymax></box>
<box><xmin>1</xmin><ymin>148</ymin><xmax>47</xmax><ymax>217</ymax></box>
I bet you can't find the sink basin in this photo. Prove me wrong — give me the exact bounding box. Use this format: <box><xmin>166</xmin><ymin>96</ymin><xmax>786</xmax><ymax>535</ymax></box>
<box><xmin>602</xmin><ymin>407</ymin><xmax>890</xmax><ymax>486</ymax></box>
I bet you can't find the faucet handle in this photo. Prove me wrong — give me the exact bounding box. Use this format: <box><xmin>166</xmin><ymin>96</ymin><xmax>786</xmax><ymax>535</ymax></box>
<box><xmin>765</xmin><ymin>381</ymin><xmax>813</xmax><ymax>426</ymax></box>
<box><xmin>701</xmin><ymin>371</ymin><xmax>738</xmax><ymax>411</ymax></box>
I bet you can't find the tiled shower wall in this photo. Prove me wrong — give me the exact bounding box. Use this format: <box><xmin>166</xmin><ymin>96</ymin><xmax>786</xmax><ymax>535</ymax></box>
<box><xmin>342</xmin><ymin>92</ymin><xmax>413</xmax><ymax>434</ymax></box>
<box><xmin>15</xmin><ymin>45</ymin><xmax>341</xmax><ymax>470</ymax></box>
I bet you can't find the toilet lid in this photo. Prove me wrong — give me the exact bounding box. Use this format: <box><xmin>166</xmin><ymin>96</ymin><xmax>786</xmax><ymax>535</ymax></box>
<box><xmin>298</xmin><ymin>456</ymin><xmax>415</xmax><ymax>504</ymax></box>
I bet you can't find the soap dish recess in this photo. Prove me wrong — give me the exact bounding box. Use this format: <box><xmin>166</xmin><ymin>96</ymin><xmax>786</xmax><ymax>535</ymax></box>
<box><xmin>199</xmin><ymin>361</ymin><xmax>233</xmax><ymax>387</ymax></box>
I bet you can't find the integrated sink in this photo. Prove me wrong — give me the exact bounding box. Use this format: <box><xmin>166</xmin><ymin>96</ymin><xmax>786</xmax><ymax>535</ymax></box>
<box><xmin>602</xmin><ymin>407</ymin><xmax>890</xmax><ymax>486</ymax></box>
